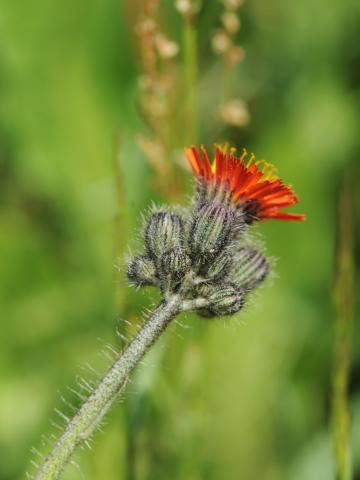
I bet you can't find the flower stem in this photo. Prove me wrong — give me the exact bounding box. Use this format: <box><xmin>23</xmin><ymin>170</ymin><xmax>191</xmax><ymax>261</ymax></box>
<box><xmin>332</xmin><ymin>177</ymin><xmax>354</xmax><ymax>480</ymax></box>
<box><xmin>34</xmin><ymin>295</ymin><xmax>182</xmax><ymax>480</ymax></box>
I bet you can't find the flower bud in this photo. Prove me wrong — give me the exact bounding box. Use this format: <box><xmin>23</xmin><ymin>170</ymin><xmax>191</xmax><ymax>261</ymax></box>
<box><xmin>200</xmin><ymin>250</ymin><xmax>231</xmax><ymax>281</ymax></box>
<box><xmin>189</xmin><ymin>203</ymin><xmax>234</xmax><ymax>259</ymax></box>
<box><xmin>161</xmin><ymin>247</ymin><xmax>191</xmax><ymax>281</ymax></box>
<box><xmin>145</xmin><ymin>211</ymin><xmax>184</xmax><ymax>260</ymax></box>
<box><xmin>231</xmin><ymin>247</ymin><xmax>269</xmax><ymax>291</ymax></box>
<box><xmin>127</xmin><ymin>255</ymin><xmax>157</xmax><ymax>286</ymax></box>
<box><xmin>207</xmin><ymin>283</ymin><xmax>244</xmax><ymax>316</ymax></box>
<box><xmin>194</xmin><ymin>282</ymin><xmax>215</xmax><ymax>299</ymax></box>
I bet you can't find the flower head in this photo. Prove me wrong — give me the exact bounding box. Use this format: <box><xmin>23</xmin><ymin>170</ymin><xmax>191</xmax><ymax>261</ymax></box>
<box><xmin>186</xmin><ymin>145</ymin><xmax>305</xmax><ymax>223</ymax></box>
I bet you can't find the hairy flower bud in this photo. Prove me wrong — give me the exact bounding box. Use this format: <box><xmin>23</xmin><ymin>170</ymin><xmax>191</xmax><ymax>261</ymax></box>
<box><xmin>194</xmin><ymin>282</ymin><xmax>215</xmax><ymax>299</ymax></box>
<box><xmin>127</xmin><ymin>255</ymin><xmax>157</xmax><ymax>286</ymax></box>
<box><xmin>208</xmin><ymin>283</ymin><xmax>244</xmax><ymax>316</ymax></box>
<box><xmin>145</xmin><ymin>211</ymin><xmax>184</xmax><ymax>260</ymax></box>
<box><xmin>195</xmin><ymin>282</ymin><xmax>244</xmax><ymax>317</ymax></box>
<box><xmin>189</xmin><ymin>203</ymin><xmax>234</xmax><ymax>259</ymax></box>
<box><xmin>161</xmin><ymin>247</ymin><xmax>191</xmax><ymax>281</ymax></box>
<box><xmin>200</xmin><ymin>250</ymin><xmax>231</xmax><ymax>281</ymax></box>
<box><xmin>231</xmin><ymin>247</ymin><xmax>269</xmax><ymax>291</ymax></box>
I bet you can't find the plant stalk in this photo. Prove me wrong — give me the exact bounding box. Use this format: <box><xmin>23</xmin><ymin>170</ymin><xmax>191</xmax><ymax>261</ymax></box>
<box><xmin>34</xmin><ymin>295</ymin><xmax>182</xmax><ymax>480</ymax></box>
<box><xmin>332</xmin><ymin>177</ymin><xmax>354</xmax><ymax>480</ymax></box>
<box><xmin>183</xmin><ymin>19</ymin><xmax>198</xmax><ymax>144</ymax></box>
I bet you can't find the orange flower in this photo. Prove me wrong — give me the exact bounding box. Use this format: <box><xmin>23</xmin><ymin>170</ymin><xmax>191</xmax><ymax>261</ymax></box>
<box><xmin>186</xmin><ymin>145</ymin><xmax>305</xmax><ymax>223</ymax></box>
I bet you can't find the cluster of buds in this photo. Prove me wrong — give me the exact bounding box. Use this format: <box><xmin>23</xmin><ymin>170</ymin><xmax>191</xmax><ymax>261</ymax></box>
<box><xmin>127</xmin><ymin>145</ymin><xmax>304</xmax><ymax>319</ymax></box>
<box><xmin>127</xmin><ymin>206</ymin><xmax>268</xmax><ymax>318</ymax></box>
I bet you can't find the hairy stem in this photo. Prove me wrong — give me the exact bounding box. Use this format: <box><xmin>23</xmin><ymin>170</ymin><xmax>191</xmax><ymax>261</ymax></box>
<box><xmin>332</xmin><ymin>177</ymin><xmax>354</xmax><ymax>480</ymax></box>
<box><xmin>182</xmin><ymin>297</ymin><xmax>209</xmax><ymax>311</ymax></box>
<box><xmin>34</xmin><ymin>295</ymin><xmax>182</xmax><ymax>480</ymax></box>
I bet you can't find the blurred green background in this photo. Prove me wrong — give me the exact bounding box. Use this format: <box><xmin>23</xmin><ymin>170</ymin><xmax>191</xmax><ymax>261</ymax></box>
<box><xmin>1</xmin><ymin>0</ymin><xmax>360</xmax><ymax>479</ymax></box>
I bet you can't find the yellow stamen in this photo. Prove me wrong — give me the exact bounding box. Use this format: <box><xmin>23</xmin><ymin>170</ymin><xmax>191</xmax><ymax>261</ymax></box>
<box><xmin>215</xmin><ymin>142</ymin><xmax>228</xmax><ymax>154</ymax></box>
<box><xmin>245</xmin><ymin>151</ymin><xmax>254</xmax><ymax>167</ymax></box>
<box><xmin>255</xmin><ymin>160</ymin><xmax>278</xmax><ymax>180</ymax></box>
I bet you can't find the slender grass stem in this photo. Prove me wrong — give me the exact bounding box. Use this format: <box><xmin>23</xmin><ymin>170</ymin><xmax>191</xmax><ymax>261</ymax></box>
<box><xmin>34</xmin><ymin>296</ymin><xmax>182</xmax><ymax>480</ymax></box>
<box><xmin>113</xmin><ymin>133</ymin><xmax>130</xmax><ymax>309</ymax></box>
<box><xmin>183</xmin><ymin>19</ymin><xmax>198</xmax><ymax>144</ymax></box>
<box><xmin>332</xmin><ymin>177</ymin><xmax>354</xmax><ymax>480</ymax></box>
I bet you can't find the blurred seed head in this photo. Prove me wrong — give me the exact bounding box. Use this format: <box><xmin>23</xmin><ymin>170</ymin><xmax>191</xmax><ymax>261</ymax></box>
<box><xmin>138</xmin><ymin>74</ymin><xmax>155</xmax><ymax>92</ymax></box>
<box><xmin>221</xmin><ymin>11</ymin><xmax>241</xmax><ymax>35</ymax></box>
<box><xmin>225</xmin><ymin>45</ymin><xmax>246</xmax><ymax>66</ymax></box>
<box><xmin>155</xmin><ymin>33</ymin><xmax>179</xmax><ymax>59</ymax></box>
<box><xmin>218</xmin><ymin>99</ymin><xmax>250</xmax><ymax>127</ymax></box>
<box><xmin>221</xmin><ymin>0</ymin><xmax>244</xmax><ymax>11</ymax></box>
<box><xmin>144</xmin><ymin>0</ymin><xmax>159</xmax><ymax>16</ymax></box>
<box><xmin>135</xmin><ymin>18</ymin><xmax>157</xmax><ymax>36</ymax></box>
<box><xmin>136</xmin><ymin>135</ymin><xmax>167</xmax><ymax>174</ymax></box>
<box><xmin>142</xmin><ymin>93</ymin><xmax>168</xmax><ymax>119</ymax></box>
<box><xmin>175</xmin><ymin>0</ymin><xmax>191</xmax><ymax>14</ymax></box>
<box><xmin>175</xmin><ymin>0</ymin><xmax>202</xmax><ymax>20</ymax></box>
<box><xmin>211</xmin><ymin>30</ymin><xmax>232</xmax><ymax>54</ymax></box>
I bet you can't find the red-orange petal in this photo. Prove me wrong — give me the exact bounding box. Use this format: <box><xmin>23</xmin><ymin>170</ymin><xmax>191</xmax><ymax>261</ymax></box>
<box><xmin>185</xmin><ymin>145</ymin><xmax>305</xmax><ymax>223</ymax></box>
